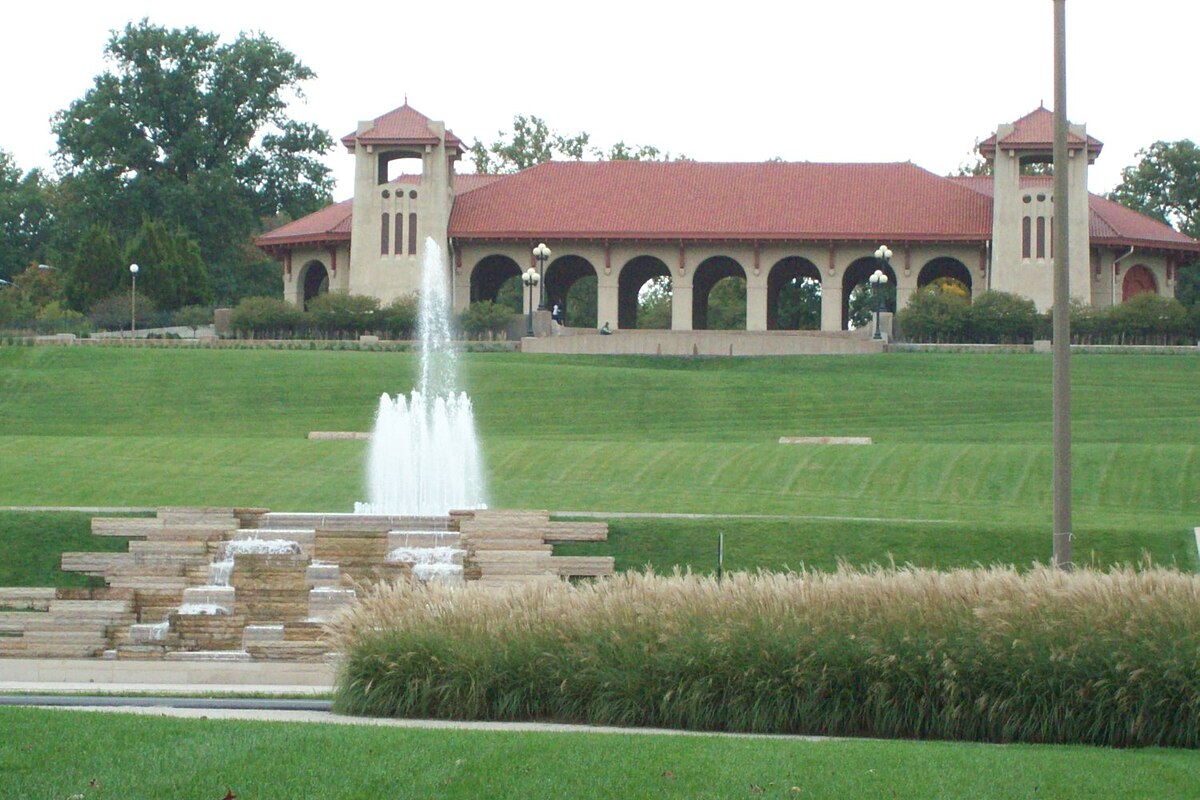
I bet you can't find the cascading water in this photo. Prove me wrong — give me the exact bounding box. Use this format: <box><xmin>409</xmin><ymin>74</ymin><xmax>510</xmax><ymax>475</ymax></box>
<box><xmin>354</xmin><ymin>238</ymin><xmax>487</xmax><ymax>516</ymax></box>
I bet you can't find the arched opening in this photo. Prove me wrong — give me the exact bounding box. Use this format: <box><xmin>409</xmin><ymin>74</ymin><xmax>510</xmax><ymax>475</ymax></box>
<box><xmin>301</xmin><ymin>260</ymin><xmax>329</xmax><ymax>310</ymax></box>
<box><xmin>544</xmin><ymin>255</ymin><xmax>598</xmax><ymax>328</ymax></box>
<box><xmin>693</xmin><ymin>256</ymin><xmax>747</xmax><ymax>330</ymax></box>
<box><xmin>470</xmin><ymin>255</ymin><xmax>523</xmax><ymax>311</ymax></box>
<box><xmin>917</xmin><ymin>257</ymin><xmax>973</xmax><ymax>297</ymax></box>
<box><xmin>618</xmin><ymin>256</ymin><xmax>671</xmax><ymax>329</ymax></box>
<box><xmin>377</xmin><ymin>150</ymin><xmax>423</xmax><ymax>184</ymax></box>
<box><xmin>1122</xmin><ymin>264</ymin><xmax>1158</xmax><ymax>302</ymax></box>
<box><xmin>842</xmin><ymin>257</ymin><xmax>896</xmax><ymax>330</ymax></box>
<box><xmin>767</xmin><ymin>257</ymin><xmax>822</xmax><ymax>330</ymax></box>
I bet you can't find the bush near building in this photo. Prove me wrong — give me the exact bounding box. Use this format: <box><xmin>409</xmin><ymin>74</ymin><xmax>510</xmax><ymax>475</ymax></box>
<box><xmin>229</xmin><ymin>292</ymin><xmax>420</xmax><ymax>339</ymax></box>
<box><xmin>899</xmin><ymin>289</ymin><xmax>1197</xmax><ymax>344</ymax></box>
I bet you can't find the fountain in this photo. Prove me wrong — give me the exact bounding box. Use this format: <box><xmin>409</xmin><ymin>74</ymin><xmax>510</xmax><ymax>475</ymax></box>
<box><xmin>354</xmin><ymin>238</ymin><xmax>487</xmax><ymax>517</ymax></box>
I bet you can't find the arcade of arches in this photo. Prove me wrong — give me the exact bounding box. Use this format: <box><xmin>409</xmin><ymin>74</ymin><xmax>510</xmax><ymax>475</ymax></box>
<box><xmin>457</xmin><ymin>245</ymin><xmax>994</xmax><ymax>331</ymax></box>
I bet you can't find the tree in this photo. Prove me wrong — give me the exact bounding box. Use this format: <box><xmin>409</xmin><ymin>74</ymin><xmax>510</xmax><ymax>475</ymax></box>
<box><xmin>125</xmin><ymin>218</ymin><xmax>212</xmax><ymax>310</ymax></box>
<box><xmin>52</xmin><ymin>20</ymin><xmax>334</xmax><ymax>269</ymax></box>
<box><xmin>636</xmin><ymin>276</ymin><xmax>672</xmax><ymax>329</ymax></box>
<box><xmin>471</xmin><ymin>114</ymin><xmax>678</xmax><ymax>174</ymax></box>
<box><xmin>0</xmin><ymin>151</ymin><xmax>53</xmax><ymax>281</ymax></box>
<box><xmin>775</xmin><ymin>277</ymin><xmax>821</xmax><ymax>329</ymax></box>
<box><xmin>1110</xmin><ymin>140</ymin><xmax>1200</xmax><ymax>239</ymax></box>
<box><xmin>1110</xmin><ymin>140</ymin><xmax>1200</xmax><ymax>307</ymax></box>
<box><xmin>705</xmin><ymin>277</ymin><xmax>746</xmax><ymax>330</ymax></box>
<box><xmin>64</xmin><ymin>225</ymin><xmax>125</xmax><ymax>312</ymax></box>
<box><xmin>847</xmin><ymin>283</ymin><xmax>895</xmax><ymax>330</ymax></box>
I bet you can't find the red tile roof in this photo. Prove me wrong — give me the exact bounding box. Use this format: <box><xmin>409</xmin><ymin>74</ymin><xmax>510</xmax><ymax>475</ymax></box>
<box><xmin>341</xmin><ymin>103</ymin><xmax>464</xmax><ymax>150</ymax></box>
<box><xmin>949</xmin><ymin>175</ymin><xmax>1200</xmax><ymax>251</ymax></box>
<box><xmin>254</xmin><ymin>174</ymin><xmax>508</xmax><ymax>248</ymax></box>
<box><xmin>255</xmin><ymin>199</ymin><xmax>353</xmax><ymax>248</ymax></box>
<box><xmin>448</xmin><ymin>161</ymin><xmax>994</xmax><ymax>242</ymax></box>
<box><xmin>978</xmin><ymin>106</ymin><xmax>1102</xmax><ymax>158</ymax></box>
<box><xmin>259</xmin><ymin>163</ymin><xmax>1200</xmax><ymax>254</ymax></box>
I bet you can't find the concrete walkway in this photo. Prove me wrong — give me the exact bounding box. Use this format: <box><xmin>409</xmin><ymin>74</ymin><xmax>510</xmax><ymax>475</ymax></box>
<box><xmin>31</xmin><ymin>703</ymin><xmax>833</xmax><ymax>742</ymax></box>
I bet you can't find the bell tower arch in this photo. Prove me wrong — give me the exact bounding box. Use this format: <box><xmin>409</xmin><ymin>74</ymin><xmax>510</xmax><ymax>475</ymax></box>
<box><xmin>980</xmin><ymin>106</ymin><xmax>1101</xmax><ymax>310</ymax></box>
<box><xmin>343</xmin><ymin>104</ymin><xmax>464</xmax><ymax>304</ymax></box>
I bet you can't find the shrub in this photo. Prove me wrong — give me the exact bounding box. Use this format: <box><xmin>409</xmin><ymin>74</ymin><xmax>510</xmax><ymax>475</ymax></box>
<box><xmin>332</xmin><ymin>566</ymin><xmax>1200</xmax><ymax>748</ymax></box>
<box><xmin>376</xmin><ymin>296</ymin><xmax>418</xmax><ymax>338</ymax></box>
<box><xmin>229</xmin><ymin>296</ymin><xmax>303</xmax><ymax>337</ymax></box>
<box><xmin>89</xmin><ymin>293</ymin><xmax>159</xmax><ymax>331</ymax></box>
<box><xmin>172</xmin><ymin>305</ymin><xmax>212</xmax><ymax>336</ymax></box>
<box><xmin>967</xmin><ymin>291</ymin><xmax>1039</xmax><ymax>343</ymax></box>
<box><xmin>896</xmin><ymin>286</ymin><xmax>970</xmax><ymax>342</ymax></box>
<box><xmin>306</xmin><ymin>292</ymin><xmax>381</xmax><ymax>336</ymax></box>
<box><xmin>460</xmin><ymin>301</ymin><xmax>517</xmax><ymax>339</ymax></box>
<box><xmin>1106</xmin><ymin>293</ymin><xmax>1189</xmax><ymax>342</ymax></box>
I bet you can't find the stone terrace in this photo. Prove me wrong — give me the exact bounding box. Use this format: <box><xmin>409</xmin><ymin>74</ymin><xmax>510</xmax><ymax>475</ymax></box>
<box><xmin>0</xmin><ymin>507</ymin><xmax>612</xmax><ymax>662</ymax></box>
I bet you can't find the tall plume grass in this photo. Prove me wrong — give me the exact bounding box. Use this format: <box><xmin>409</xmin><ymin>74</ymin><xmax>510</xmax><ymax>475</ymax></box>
<box><xmin>330</xmin><ymin>566</ymin><xmax>1200</xmax><ymax>747</ymax></box>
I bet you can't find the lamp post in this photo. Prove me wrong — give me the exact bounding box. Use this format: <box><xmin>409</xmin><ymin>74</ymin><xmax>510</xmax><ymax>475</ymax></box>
<box><xmin>522</xmin><ymin>267</ymin><xmax>540</xmax><ymax>337</ymax></box>
<box><xmin>129</xmin><ymin>263</ymin><xmax>139</xmax><ymax>338</ymax></box>
<box><xmin>532</xmin><ymin>243</ymin><xmax>551</xmax><ymax>310</ymax></box>
<box><xmin>870</xmin><ymin>246</ymin><xmax>892</xmax><ymax>340</ymax></box>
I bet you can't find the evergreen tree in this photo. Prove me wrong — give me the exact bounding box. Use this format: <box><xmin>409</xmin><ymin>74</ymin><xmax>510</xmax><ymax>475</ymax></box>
<box><xmin>64</xmin><ymin>225</ymin><xmax>124</xmax><ymax>311</ymax></box>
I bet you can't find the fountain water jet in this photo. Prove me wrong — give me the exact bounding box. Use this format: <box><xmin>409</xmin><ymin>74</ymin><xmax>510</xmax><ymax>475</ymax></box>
<box><xmin>355</xmin><ymin>238</ymin><xmax>487</xmax><ymax>516</ymax></box>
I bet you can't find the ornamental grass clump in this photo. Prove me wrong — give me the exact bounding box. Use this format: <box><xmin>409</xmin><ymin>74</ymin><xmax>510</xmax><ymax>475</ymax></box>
<box><xmin>330</xmin><ymin>566</ymin><xmax>1200</xmax><ymax>747</ymax></box>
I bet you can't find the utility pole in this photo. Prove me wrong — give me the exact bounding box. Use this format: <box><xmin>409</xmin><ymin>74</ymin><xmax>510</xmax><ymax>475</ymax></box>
<box><xmin>1052</xmin><ymin>0</ymin><xmax>1073</xmax><ymax>570</ymax></box>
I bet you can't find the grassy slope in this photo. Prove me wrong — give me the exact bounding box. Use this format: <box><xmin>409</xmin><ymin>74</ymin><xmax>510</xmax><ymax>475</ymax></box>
<box><xmin>0</xmin><ymin>347</ymin><xmax>1195</xmax><ymax>569</ymax></box>
<box><xmin>1</xmin><ymin>708</ymin><xmax>1197</xmax><ymax>800</ymax></box>
<box><xmin>0</xmin><ymin>512</ymin><xmax>130</xmax><ymax>588</ymax></box>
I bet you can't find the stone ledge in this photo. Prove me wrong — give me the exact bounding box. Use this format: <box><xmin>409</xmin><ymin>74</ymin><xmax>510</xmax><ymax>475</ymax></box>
<box><xmin>778</xmin><ymin>436</ymin><xmax>873</xmax><ymax>445</ymax></box>
<box><xmin>307</xmin><ymin>431</ymin><xmax>371</xmax><ymax>440</ymax></box>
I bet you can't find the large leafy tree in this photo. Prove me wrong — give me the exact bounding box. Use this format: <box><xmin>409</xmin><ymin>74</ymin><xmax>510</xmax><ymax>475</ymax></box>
<box><xmin>51</xmin><ymin>20</ymin><xmax>334</xmax><ymax>270</ymax></box>
<box><xmin>0</xmin><ymin>151</ymin><xmax>53</xmax><ymax>281</ymax></box>
<box><xmin>1110</xmin><ymin>140</ymin><xmax>1200</xmax><ymax>306</ymax></box>
<box><xmin>471</xmin><ymin>115</ymin><xmax>679</xmax><ymax>174</ymax></box>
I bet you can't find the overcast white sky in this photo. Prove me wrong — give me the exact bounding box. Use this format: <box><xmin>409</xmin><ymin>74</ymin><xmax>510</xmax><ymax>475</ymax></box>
<box><xmin>2</xmin><ymin>1</ymin><xmax>1196</xmax><ymax>199</ymax></box>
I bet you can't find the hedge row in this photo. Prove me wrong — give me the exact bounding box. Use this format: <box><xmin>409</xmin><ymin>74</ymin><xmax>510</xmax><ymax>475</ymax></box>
<box><xmin>898</xmin><ymin>289</ymin><xmax>1200</xmax><ymax>344</ymax></box>
<box><xmin>332</xmin><ymin>566</ymin><xmax>1200</xmax><ymax>748</ymax></box>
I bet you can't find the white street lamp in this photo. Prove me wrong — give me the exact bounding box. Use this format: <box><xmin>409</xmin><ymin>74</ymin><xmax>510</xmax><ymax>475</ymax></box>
<box><xmin>532</xmin><ymin>243</ymin><xmax>551</xmax><ymax>310</ymax></box>
<box><xmin>129</xmin><ymin>263</ymin><xmax>140</xmax><ymax>339</ymax></box>
<box><xmin>870</xmin><ymin>246</ymin><xmax>893</xmax><ymax>341</ymax></box>
<box><xmin>521</xmin><ymin>267</ymin><xmax>540</xmax><ymax>337</ymax></box>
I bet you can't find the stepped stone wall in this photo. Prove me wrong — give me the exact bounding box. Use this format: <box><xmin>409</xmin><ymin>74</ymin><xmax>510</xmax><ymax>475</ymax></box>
<box><xmin>0</xmin><ymin>506</ymin><xmax>613</xmax><ymax>662</ymax></box>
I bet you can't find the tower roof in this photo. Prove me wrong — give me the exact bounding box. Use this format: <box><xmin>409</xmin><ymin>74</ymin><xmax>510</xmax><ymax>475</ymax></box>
<box><xmin>978</xmin><ymin>106</ymin><xmax>1103</xmax><ymax>160</ymax></box>
<box><xmin>341</xmin><ymin>103</ymin><xmax>464</xmax><ymax>151</ymax></box>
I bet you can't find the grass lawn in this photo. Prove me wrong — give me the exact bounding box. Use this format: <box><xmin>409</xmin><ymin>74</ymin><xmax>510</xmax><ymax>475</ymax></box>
<box><xmin>0</xmin><ymin>347</ymin><xmax>1196</xmax><ymax>572</ymax></box>
<box><xmin>0</xmin><ymin>512</ymin><xmax>131</xmax><ymax>588</ymax></box>
<box><xmin>1</xmin><ymin>707</ymin><xmax>1197</xmax><ymax>799</ymax></box>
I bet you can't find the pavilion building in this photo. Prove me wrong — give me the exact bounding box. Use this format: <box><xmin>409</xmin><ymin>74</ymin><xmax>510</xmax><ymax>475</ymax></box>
<box><xmin>255</xmin><ymin>104</ymin><xmax>1200</xmax><ymax>332</ymax></box>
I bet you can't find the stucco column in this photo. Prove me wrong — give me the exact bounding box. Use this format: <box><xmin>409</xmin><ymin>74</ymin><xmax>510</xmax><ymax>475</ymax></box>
<box><xmin>746</xmin><ymin>283</ymin><xmax>768</xmax><ymax>331</ymax></box>
<box><xmin>820</xmin><ymin>281</ymin><xmax>842</xmax><ymax>331</ymax></box>
<box><xmin>671</xmin><ymin>281</ymin><xmax>693</xmax><ymax>331</ymax></box>
<box><xmin>597</xmin><ymin>275</ymin><xmax>619</xmax><ymax>331</ymax></box>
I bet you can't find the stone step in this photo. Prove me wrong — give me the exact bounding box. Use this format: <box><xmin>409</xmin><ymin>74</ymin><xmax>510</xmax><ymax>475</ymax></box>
<box><xmin>551</xmin><ymin>556</ymin><xmax>616</xmax><ymax>577</ymax></box>
<box><xmin>242</xmin><ymin>624</ymin><xmax>285</xmax><ymax>645</ymax></box>
<box><xmin>469</xmin><ymin>540</ymin><xmax>554</xmax><ymax>552</ymax></box>
<box><xmin>47</xmin><ymin>599</ymin><xmax>135</xmax><ymax>615</ymax></box>
<box><xmin>471</xmin><ymin>551</ymin><xmax>555</xmax><ymax>564</ymax></box>
<box><xmin>0</xmin><ymin>611</ymin><xmax>40</xmax><ymax>634</ymax></box>
<box><xmin>163</xmin><ymin>650</ymin><xmax>252</xmax><ymax>662</ymax></box>
<box><xmin>129</xmin><ymin>540</ymin><xmax>210</xmax><ymax>556</ymax></box>
<box><xmin>0</xmin><ymin>587</ymin><xmax>56</xmax><ymax>610</ymax></box>
<box><xmin>386</xmin><ymin>531</ymin><xmax>461</xmax><ymax>549</ymax></box>
<box><xmin>262</xmin><ymin>513</ymin><xmax>453</xmax><ymax>531</ymax></box>
<box><xmin>108</xmin><ymin>576</ymin><xmax>191</xmax><ymax>591</ymax></box>
<box><xmin>181</xmin><ymin>586</ymin><xmax>236</xmax><ymax>606</ymax></box>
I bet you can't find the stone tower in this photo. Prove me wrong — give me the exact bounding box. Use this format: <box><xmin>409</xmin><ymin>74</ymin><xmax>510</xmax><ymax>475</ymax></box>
<box><xmin>980</xmin><ymin>106</ymin><xmax>1101</xmax><ymax>310</ymax></box>
<box><xmin>342</xmin><ymin>104</ymin><xmax>464</xmax><ymax>303</ymax></box>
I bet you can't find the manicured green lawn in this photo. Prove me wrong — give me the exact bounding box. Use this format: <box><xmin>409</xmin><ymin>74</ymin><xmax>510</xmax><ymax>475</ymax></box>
<box><xmin>1</xmin><ymin>708</ymin><xmax>1196</xmax><ymax>799</ymax></box>
<box><xmin>0</xmin><ymin>512</ymin><xmax>131</xmax><ymax>588</ymax></box>
<box><xmin>555</xmin><ymin>516</ymin><xmax>1197</xmax><ymax>573</ymax></box>
<box><xmin>0</xmin><ymin>347</ymin><xmax>1195</xmax><ymax>570</ymax></box>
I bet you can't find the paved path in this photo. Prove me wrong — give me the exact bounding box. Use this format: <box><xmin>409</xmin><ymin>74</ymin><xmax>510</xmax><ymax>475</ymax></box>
<box><xmin>27</xmin><ymin>703</ymin><xmax>832</xmax><ymax>742</ymax></box>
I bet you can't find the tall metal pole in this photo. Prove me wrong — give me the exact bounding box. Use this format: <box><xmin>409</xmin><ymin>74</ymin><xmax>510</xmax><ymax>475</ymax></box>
<box><xmin>1052</xmin><ymin>0</ymin><xmax>1073</xmax><ymax>570</ymax></box>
